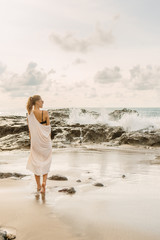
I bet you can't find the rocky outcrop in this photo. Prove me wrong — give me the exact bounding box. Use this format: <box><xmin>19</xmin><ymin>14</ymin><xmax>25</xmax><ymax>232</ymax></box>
<box><xmin>76</xmin><ymin>179</ymin><xmax>81</xmax><ymax>182</ymax></box>
<box><xmin>94</xmin><ymin>183</ymin><xmax>104</xmax><ymax>187</ymax></box>
<box><xmin>48</xmin><ymin>175</ymin><xmax>68</xmax><ymax>181</ymax></box>
<box><xmin>118</xmin><ymin>130</ymin><xmax>160</xmax><ymax>146</ymax></box>
<box><xmin>0</xmin><ymin>230</ymin><xmax>16</xmax><ymax>240</ymax></box>
<box><xmin>109</xmin><ymin>108</ymin><xmax>138</xmax><ymax>121</ymax></box>
<box><xmin>1</xmin><ymin>108</ymin><xmax>160</xmax><ymax>150</ymax></box>
<box><xmin>58</xmin><ymin>187</ymin><xmax>76</xmax><ymax>194</ymax></box>
<box><xmin>80</xmin><ymin>125</ymin><xmax>125</xmax><ymax>143</ymax></box>
<box><xmin>0</xmin><ymin>172</ymin><xmax>27</xmax><ymax>179</ymax></box>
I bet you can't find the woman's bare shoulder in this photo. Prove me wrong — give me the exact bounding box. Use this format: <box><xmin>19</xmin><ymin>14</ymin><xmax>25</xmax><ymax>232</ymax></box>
<box><xmin>43</xmin><ymin>110</ymin><xmax>49</xmax><ymax>114</ymax></box>
<box><xmin>43</xmin><ymin>110</ymin><xmax>50</xmax><ymax>118</ymax></box>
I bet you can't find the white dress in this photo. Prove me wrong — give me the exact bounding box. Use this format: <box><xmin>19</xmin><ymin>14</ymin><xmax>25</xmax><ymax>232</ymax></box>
<box><xmin>26</xmin><ymin>110</ymin><xmax>52</xmax><ymax>175</ymax></box>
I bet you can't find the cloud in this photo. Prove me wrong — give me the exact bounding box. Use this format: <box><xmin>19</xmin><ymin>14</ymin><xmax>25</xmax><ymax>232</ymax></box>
<box><xmin>49</xmin><ymin>23</ymin><xmax>114</xmax><ymax>53</ymax></box>
<box><xmin>113</xmin><ymin>14</ymin><xmax>120</xmax><ymax>21</ymax></box>
<box><xmin>73</xmin><ymin>58</ymin><xmax>86</xmax><ymax>64</ymax></box>
<box><xmin>23</xmin><ymin>62</ymin><xmax>47</xmax><ymax>86</ymax></box>
<box><xmin>85</xmin><ymin>87</ymin><xmax>97</xmax><ymax>98</ymax></box>
<box><xmin>128</xmin><ymin>65</ymin><xmax>160</xmax><ymax>90</ymax></box>
<box><xmin>0</xmin><ymin>61</ymin><xmax>6</xmax><ymax>75</ymax></box>
<box><xmin>74</xmin><ymin>80</ymin><xmax>89</xmax><ymax>88</ymax></box>
<box><xmin>0</xmin><ymin>62</ymin><xmax>53</xmax><ymax>96</ymax></box>
<box><xmin>61</xmin><ymin>74</ymin><xmax>67</xmax><ymax>78</ymax></box>
<box><xmin>94</xmin><ymin>66</ymin><xmax>121</xmax><ymax>84</ymax></box>
<box><xmin>48</xmin><ymin>69</ymin><xmax>56</xmax><ymax>74</ymax></box>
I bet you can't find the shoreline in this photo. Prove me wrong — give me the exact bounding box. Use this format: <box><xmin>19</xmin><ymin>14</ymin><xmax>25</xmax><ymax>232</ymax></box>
<box><xmin>1</xmin><ymin>142</ymin><xmax>159</xmax><ymax>153</ymax></box>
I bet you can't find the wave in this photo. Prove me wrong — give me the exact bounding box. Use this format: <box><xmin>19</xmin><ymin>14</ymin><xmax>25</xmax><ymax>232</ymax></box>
<box><xmin>67</xmin><ymin>108</ymin><xmax>160</xmax><ymax>132</ymax></box>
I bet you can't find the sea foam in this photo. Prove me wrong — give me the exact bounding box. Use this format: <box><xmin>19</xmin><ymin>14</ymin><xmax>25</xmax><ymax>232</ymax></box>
<box><xmin>67</xmin><ymin>108</ymin><xmax>160</xmax><ymax>132</ymax></box>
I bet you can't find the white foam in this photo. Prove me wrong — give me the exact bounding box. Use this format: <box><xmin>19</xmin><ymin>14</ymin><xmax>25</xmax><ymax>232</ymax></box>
<box><xmin>109</xmin><ymin>113</ymin><xmax>160</xmax><ymax>132</ymax></box>
<box><xmin>67</xmin><ymin>108</ymin><xmax>160</xmax><ymax>132</ymax></box>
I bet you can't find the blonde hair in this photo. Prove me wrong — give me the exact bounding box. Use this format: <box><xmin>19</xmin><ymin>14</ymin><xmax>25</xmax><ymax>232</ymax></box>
<box><xmin>26</xmin><ymin>95</ymin><xmax>41</xmax><ymax>114</ymax></box>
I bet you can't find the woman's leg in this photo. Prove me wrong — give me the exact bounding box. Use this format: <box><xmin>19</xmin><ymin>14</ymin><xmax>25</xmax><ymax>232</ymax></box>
<box><xmin>34</xmin><ymin>174</ymin><xmax>41</xmax><ymax>191</ymax></box>
<box><xmin>40</xmin><ymin>174</ymin><xmax>48</xmax><ymax>193</ymax></box>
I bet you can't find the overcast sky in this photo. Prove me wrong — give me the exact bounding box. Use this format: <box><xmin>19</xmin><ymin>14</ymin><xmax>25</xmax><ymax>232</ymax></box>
<box><xmin>0</xmin><ymin>0</ymin><xmax>160</xmax><ymax>113</ymax></box>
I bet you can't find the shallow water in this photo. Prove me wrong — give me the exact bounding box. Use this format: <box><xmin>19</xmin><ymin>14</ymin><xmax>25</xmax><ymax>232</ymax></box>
<box><xmin>0</xmin><ymin>148</ymin><xmax>159</xmax><ymax>179</ymax></box>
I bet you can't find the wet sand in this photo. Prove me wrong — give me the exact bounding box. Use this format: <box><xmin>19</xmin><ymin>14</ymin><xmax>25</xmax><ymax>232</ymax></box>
<box><xmin>0</xmin><ymin>179</ymin><xmax>82</xmax><ymax>240</ymax></box>
<box><xmin>1</xmin><ymin>146</ymin><xmax>160</xmax><ymax>239</ymax></box>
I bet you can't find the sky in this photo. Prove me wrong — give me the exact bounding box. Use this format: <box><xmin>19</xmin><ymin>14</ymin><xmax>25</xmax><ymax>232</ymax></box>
<box><xmin>0</xmin><ymin>0</ymin><xmax>160</xmax><ymax>113</ymax></box>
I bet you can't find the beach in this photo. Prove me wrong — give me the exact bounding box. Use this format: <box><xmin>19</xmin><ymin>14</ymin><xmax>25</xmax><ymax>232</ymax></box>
<box><xmin>1</xmin><ymin>0</ymin><xmax>160</xmax><ymax>236</ymax></box>
<box><xmin>1</xmin><ymin>145</ymin><xmax>160</xmax><ymax>239</ymax></box>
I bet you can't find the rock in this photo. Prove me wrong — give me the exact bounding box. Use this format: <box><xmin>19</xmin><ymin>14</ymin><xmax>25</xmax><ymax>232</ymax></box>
<box><xmin>94</xmin><ymin>183</ymin><xmax>104</xmax><ymax>187</ymax></box>
<box><xmin>109</xmin><ymin>108</ymin><xmax>139</xmax><ymax>121</ymax></box>
<box><xmin>58</xmin><ymin>187</ymin><xmax>76</xmax><ymax>194</ymax></box>
<box><xmin>48</xmin><ymin>175</ymin><xmax>68</xmax><ymax>181</ymax></box>
<box><xmin>0</xmin><ymin>132</ymin><xmax>30</xmax><ymax>151</ymax></box>
<box><xmin>66</xmin><ymin>129</ymin><xmax>81</xmax><ymax>141</ymax></box>
<box><xmin>0</xmin><ymin>230</ymin><xmax>16</xmax><ymax>240</ymax></box>
<box><xmin>118</xmin><ymin>131</ymin><xmax>160</xmax><ymax>146</ymax></box>
<box><xmin>0</xmin><ymin>230</ymin><xmax>7</xmax><ymax>240</ymax></box>
<box><xmin>76</xmin><ymin>179</ymin><xmax>81</xmax><ymax>182</ymax></box>
<box><xmin>6</xmin><ymin>233</ymin><xmax>16</xmax><ymax>239</ymax></box>
<box><xmin>83</xmin><ymin>125</ymin><xmax>108</xmax><ymax>143</ymax></box>
<box><xmin>51</xmin><ymin>128</ymin><xmax>63</xmax><ymax>139</ymax></box>
<box><xmin>82</xmin><ymin>125</ymin><xmax>125</xmax><ymax>143</ymax></box>
<box><xmin>0</xmin><ymin>172</ymin><xmax>27</xmax><ymax>179</ymax></box>
<box><xmin>122</xmin><ymin>175</ymin><xmax>126</xmax><ymax>178</ymax></box>
<box><xmin>105</xmin><ymin>127</ymin><xmax>125</xmax><ymax>140</ymax></box>
<box><xmin>88</xmin><ymin>177</ymin><xmax>93</xmax><ymax>180</ymax></box>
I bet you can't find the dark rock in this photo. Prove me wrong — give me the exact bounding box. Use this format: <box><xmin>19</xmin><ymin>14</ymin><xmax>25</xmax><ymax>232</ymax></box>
<box><xmin>0</xmin><ymin>230</ymin><xmax>16</xmax><ymax>240</ymax></box>
<box><xmin>0</xmin><ymin>172</ymin><xmax>27</xmax><ymax>179</ymax></box>
<box><xmin>0</xmin><ymin>230</ymin><xmax>7</xmax><ymax>240</ymax></box>
<box><xmin>76</xmin><ymin>179</ymin><xmax>81</xmax><ymax>182</ymax></box>
<box><xmin>94</xmin><ymin>183</ymin><xmax>104</xmax><ymax>187</ymax></box>
<box><xmin>58</xmin><ymin>187</ymin><xmax>76</xmax><ymax>194</ymax></box>
<box><xmin>0</xmin><ymin>132</ymin><xmax>30</xmax><ymax>151</ymax></box>
<box><xmin>105</xmin><ymin>127</ymin><xmax>125</xmax><ymax>140</ymax></box>
<box><xmin>6</xmin><ymin>233</ymin><xmax>16</xmax><ymax>240</ymax></box>
<box><xmin>66</xmin><ymin>129</ymin><xmax>81</xmax><ymax>141</ymax></box>
<box><xmin>48</xmin><ymin>175</ymin><xmax>68</xmax><ymax>181</ymax></box>
<box><xmin>0</xmin><ymin>125</ymin><xmax>28</xmax><ymax>138</ymax></box>
<box><xmin>119</xmin><ymin>131</ymin><xmax>160</xmax><ymax>146</ymax></box>
<box><xmin>51</xmin><ymin>128</ymin><xmax>63</xmax><ymax>139</ymax></box>
<box><xmin>83</xmin><ymin>126</ymin><xmax>108</xmax><ymax>142</ymax></box>
<box><xmin>122</xmin><ymin>175</ymin><xmax>126</xmax><ymax>178</ymax></box>
<box><xmin>109</xmin><ymin>108</ymin><xmax>138</xmax><ymax>121</ymax></box>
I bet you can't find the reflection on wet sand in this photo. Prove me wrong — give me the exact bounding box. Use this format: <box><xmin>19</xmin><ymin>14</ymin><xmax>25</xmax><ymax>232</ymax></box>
<box><xmin>35</xmin><ymin>192</ymin><xmax>46</xmax><ymax>204</ymax></box>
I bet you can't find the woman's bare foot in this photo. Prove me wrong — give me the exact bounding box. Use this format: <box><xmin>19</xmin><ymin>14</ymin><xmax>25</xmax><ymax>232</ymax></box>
<box><xmin>40</xmin><ymin>182</ymin><xmax>46</xmax><ymax>194</ymax></box>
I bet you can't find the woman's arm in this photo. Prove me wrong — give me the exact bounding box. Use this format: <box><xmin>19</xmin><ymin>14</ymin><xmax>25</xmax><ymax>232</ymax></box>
<box><xmin>46</xmin><ymin>111</ymin><xmax>50</xmax><ymax>125</ymax></box>
<box><xmin>45</xmin><ymin>111</ymin><xmax>51</xmax><ymax>139</ymax></box>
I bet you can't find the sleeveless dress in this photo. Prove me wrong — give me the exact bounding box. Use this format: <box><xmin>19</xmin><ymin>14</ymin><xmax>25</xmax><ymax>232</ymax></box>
<box><xmin>26</xmin><ymin>110</ymin><xmax>52</xmax><ymax>175</ymax></box>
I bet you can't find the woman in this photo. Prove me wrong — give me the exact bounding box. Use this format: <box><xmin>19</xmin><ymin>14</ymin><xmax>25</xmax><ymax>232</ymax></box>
<box><xmin>26</xmin><ymin>95</ymin><xmax>52</xmax><ymax>194</ymax></box>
